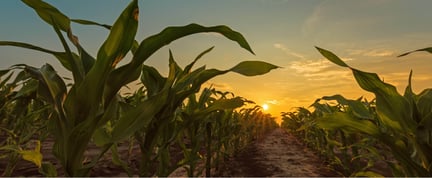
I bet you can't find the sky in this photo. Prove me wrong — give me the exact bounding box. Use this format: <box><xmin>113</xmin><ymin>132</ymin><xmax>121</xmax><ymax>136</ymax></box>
<box><xmin>1</xmin><ymin>0</ymin><xmax>432</xmax><ymax>122</ymax></box>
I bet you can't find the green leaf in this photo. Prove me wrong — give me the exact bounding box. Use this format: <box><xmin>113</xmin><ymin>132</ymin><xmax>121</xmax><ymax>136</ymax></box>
<box><xmin>315</xmin><ymin>47</ymin><xmax>349</xmax><ymax>67</ymax></box>
<box><xmin>0</xmin><ymin>41</ymin><xmax>76</xmax><ymax>72</ymax></box>
<box><xmin>183</xmin><ymin>46</ymin><xmax>214</xmax><ymax>74</ymax></box>
<box><xmin>351</xmin><ymin>68</ymin><xmax>414</xmax><ymax>132</ymax></box>
<box><xmin>398</xmin><ymin>47</ymin><xmax>432</xmax><ymax>57</ymax></box>
<box><xmin>141</xmin><ymin>65</ymin><xmax>167</xmax><ymax>96</ymax></box>
<box><xmin>71</xmin><ymin>19</ymin><xmax>111</xmax><ymax>30</ymax></box>
<box><xmin>111</xmin><ymin>91</ymin><xmax>168</xmax><ymax>142</ymax></box>
<box><xmin>201</xmin><ymin>97</ymin><xmax>245</xmax><ymax>114</ymax></box>
<box><xmin>92</xmin><ymin>128</ymin><xmax>111</xmax><ymax>147</ymax></box>
<box><xmin>105</xmin><ymin>23</ymin><xmax>256</xmax><ymax>101</ymax></box>
<box><xmin>73</xmin><ymin>0</ymin><xmax>138</xmax><ymax>113</ymax></box>
<box><xmin>403</xmin><ymin>71</ymin><xmax>422</xmax><ymax>123</ymax></box>
<box><xmin>40</xmin><ymin>162</ymin><xmax>58</xmax><ymax>177</ymax></box>
<box><xmin>321</xmin><ymin>94</ymin><xmax>373</xmax><ymax>120</ymax></box>
<box><xmin>14</xmin><ymin>79</ymin><xmax>39</xmax><ymax>98</ymax></box>
<box><xmin>230</xmin><ymin>61</ymin><xmax>279</xmax><ymax>76</ymax></box>
<box><xmin>23</xmin><ymin>64</ymin><xmax>66</xmax><ymax>110</ymax></box>
<box><xmin>96</xmin><ymin>0</ymin><xmax>138</xmax><ymax>68</ymax></box>
<box><xmin>317</xmin><ymin>112</ymin><xmax>381</xmax><ymax>136</ymax></box>
<box><xmin>417</xmin><ymin>89</ymin><xmax>432</xmax><ymax>121</ymax></box>
<box><xmin>21</xmin><ymin>0</ymin><xmax>70</xmax><ymax>32</ymax></box>
<box><xmin>316</xmin><ymin>47</ymin><xmax>415</xmax><ymax>132</ymax></box>
<box><xmin>51</xmin><ymin>17</ymin><xmax>85</xmax><ymax>84</ymax></box>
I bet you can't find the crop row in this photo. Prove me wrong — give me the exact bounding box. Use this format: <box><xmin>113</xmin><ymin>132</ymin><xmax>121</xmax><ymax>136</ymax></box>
<box><xmin>0</xmin><ymin>0</ymin><xmax>278</xmax><ymax>176</ymax></box>
<box><xmin>282</xmin><ymin>47</ymin><xmax>432</xmax><ymax>177</ymax></box>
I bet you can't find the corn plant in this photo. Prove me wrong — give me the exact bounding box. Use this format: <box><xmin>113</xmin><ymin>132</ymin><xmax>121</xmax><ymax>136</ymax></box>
<box><xmin>175</xmin><ymin>87</ymin><xmax>244</xmax><ymax>176</ymax></box>
<box><xmin>131</xmin><ymin>47</ymin><xmax>277</xmax><ymax>176</ymax></box>
<box><xmin>0</xmin><ymin>69</ymin><xmax>53</xmax><ymax>176</ymax></box>
<box><xmin>314</xmin><ymin>46</ymin><xmax>432</xmax><ymax>176</ymax></box>
<box><xmin>314</xmin><ymin>96</ymin><xmax>387</xmax><ymax>176</ymax></box>
<box><xmin>0</xmin><ymin>0</ymin><xmax>278</xmax><ymax>176</ymax></box>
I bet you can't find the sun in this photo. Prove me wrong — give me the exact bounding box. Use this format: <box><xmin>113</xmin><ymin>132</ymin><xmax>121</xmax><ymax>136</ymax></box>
<box><xmin>262</xmin><ymin>104</ymin><xmax>269</xmax><ymax>111</ymax></box>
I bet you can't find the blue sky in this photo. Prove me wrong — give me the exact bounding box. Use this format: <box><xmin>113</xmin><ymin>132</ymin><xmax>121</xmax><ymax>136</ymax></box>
<box><xmin>1</xmin><ymin>0</ymin><xmax>432</xmax><ymax>119</ymax></box>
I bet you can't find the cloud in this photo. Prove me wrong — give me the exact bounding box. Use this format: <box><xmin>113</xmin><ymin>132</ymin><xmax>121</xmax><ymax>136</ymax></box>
<box><xmin>365</xmin><ymin>50</ymin><xmax>395</xmax><ymax>57</ymax></box>
<box><xmin>302</xmin><ymin>0</ymin><xmax>393</xmax><ymax>36</ymax></box>
<box><xmin>273</xmin><ymin>43</ymin><xmax>306</xmax><ymax>60</ymax></box>
<box><xmin>347</xmin><ymin>49</ymin><xmax>396</xmax><ymax>57</ymax></box>
<box><xmin>289</xmin><ymin>58</ymin><xmax>353</xmax><ymax>74</ymax></box>
<box><xmin>302</xmin><ymin>3</ymin><xmax>324</xmax><ymax>35</ymax></box>
<box><xmin>266</xmin><ymin>99</ymin><xmax>280</xmax><ymax>105</ymax></box>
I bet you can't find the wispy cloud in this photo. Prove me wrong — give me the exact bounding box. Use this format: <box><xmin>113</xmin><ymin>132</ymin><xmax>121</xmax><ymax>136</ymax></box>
<box><xmin>302</xmin><ymin>2</ymin><xmax>324</xmax><ymax>35</ymax></box>
<box><xmin>289</xmin><ymin>58</ymin><xmax>353</xmax><ymax>74</ymax></box>
<box><xmin>266</xmin><ymin>99</ymin><xmax>280</xmax><ymax>105</ymax></box>
<box><xmin>302</xmin><ymin>0</ymin><xmax>392</xmax><ymax>36</ymax></box>
<box><xmin>347</xmin><ymin>49</ymin><xmax>396</xmax><ymax>57</ymax></box>
<box><xmin>273</xmin><ymin>43</ymin><xmax>306</xmax><ymax>60</ymax></box>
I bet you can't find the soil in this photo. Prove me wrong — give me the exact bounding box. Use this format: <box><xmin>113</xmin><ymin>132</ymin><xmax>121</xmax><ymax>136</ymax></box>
<box><xmin>215</xmin><ymin>128</ymin><xmax>338</xmax><ymax>177</ymax></box>
<box><xmin>1</xmin><ymin>128</ymin><xmax>338</xmax><ymax>177</ymax></box>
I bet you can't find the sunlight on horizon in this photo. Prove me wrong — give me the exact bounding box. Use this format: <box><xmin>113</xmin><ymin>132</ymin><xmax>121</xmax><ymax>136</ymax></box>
<box><xmin>262</xmin><ymin>104</ymin><xmax>269</xmax><ymax>111</ymax></box>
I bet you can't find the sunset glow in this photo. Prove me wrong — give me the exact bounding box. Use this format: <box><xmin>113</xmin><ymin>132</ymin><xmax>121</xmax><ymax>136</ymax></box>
<box><xmin>262</xmin><ymin>104</ymin><xmax>269</xmax><ymax>111</ymax></box>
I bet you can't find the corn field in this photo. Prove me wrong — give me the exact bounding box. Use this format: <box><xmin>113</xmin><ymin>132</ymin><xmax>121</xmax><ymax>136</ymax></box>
<box><xmin>0</xmin><ymin>0</ymin><xmax>278</xmax><ymax>176</ymax></box>
<box><xmin>281</xmin><ymin>47</ymin><xmax>432</xmax><ymax>177</ymax></box>
<box><xmin>1</xmin><ymin>0</ymin><xmax>431</xmax><ymax>177</ymax></box>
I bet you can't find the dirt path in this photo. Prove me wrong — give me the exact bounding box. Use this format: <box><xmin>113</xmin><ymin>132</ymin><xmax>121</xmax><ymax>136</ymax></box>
<box><xmin>217</xmin><ymin>128</ymin><xmax>337</xmax><ymax>177</ymax></box>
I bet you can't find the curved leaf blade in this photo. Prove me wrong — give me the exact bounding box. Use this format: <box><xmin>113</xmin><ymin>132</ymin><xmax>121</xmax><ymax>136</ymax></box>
<box><xmin>106</xmin><ymin>23</ymin><xmax>256</xmax><ymax>102</ymax></box>
<box><xmin>398</xmin><ymin>47</ymin><xmax>432</xmax><ymax>57</ymax></box>
<box><xmin>21</xmin><ymin>0</ymin><xmax>70</xmax><ymax>31</ymax></box>
<box><xmin>230</xmin><ymin>61</ymin><xmax>279</xmax><ymax>76</ymax></box>
<box><xmin>96</xmin><ymin>0</ymin><xmax>138</xmax><ymax>68</ymax></box>
<box><xmin>315</xmin><ymin>46</ymin><xmax>349</xmax><ymax>67</ymax></box>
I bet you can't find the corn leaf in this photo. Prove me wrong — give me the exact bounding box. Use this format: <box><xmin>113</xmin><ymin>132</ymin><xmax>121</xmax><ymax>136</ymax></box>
<box><xmin>417</xmin><ymin>89</ymin><xmax>432</xmax><ymax>122</ymax></box>
<box><xmin>71</xmin><ymin>19</ymin><xmax>111</xmax><ymax>30</ymax></box>
<box><xmin>200</xmin><ymin>97</ymin><xmax>245</xmax><ymax>115</ymax></box>
<box><xmin>40</xmin><ymin>163</ymin><xmax>57</xmax><ymax>177</ymax></box>
<box><xmin>51</xmin><ymin>18</ymin><xmax>86</xmax><ymax>84</ymax></box>
<box><xmin>66</xmin><ymin>0</ymin><xmax>138</xmax><ymax>124</ymax></box>
<box><xmin>398</xmin><ymin>47</ymin><xmax>432</xmax><ymax>57</ymax></box>
<box><xmin>18</xmin><ymin>141</ymin><xmax>42</xmax><ymax>168</ymax></box>
<box><xmin>14</xmin><ymin>79</ymin><xmax>38</xmax><ymax>98</ymax></box>
<box><xmin>78</xmin><ymin>0</ymin><xmax>138</xmax><ymax>109</ymax></box>
<box><xmin>317</xmin><ymin>112</ymin><xmax>381</xmax><ymax>136</ymax></box>
<box><xmin>230</xmin><ymin>61</ymin><xmax>279</xmax><ymax>76</ymax></box>
<box><xmin>111</xmin><ymin>91</ymin><xmax>168</xmax><ymax>142</ymax></box>
<box><xmin>321</xmin><ymin>94</ymin><xmax>374</xmax><ymax>120</ymax></box>
<box><xmin>316</xmin><ymin>47</ymin><xmax>415</xmax><ymax>132</ymax></box>
<box><xmin>96</xmin><ymin>0</ymin><xmax>138</xmax><ymax>68</ymax></box>
<box><xmin>105</xmin><ymin>23</ymin><xmax>256</xmax><ymax>101</ymax></box>
<box><xmin>404</xmin><ymin>71</ymin><xmax>422</xmax><ymax>123</ymax></box>
<box><xmin>21</xmin><ymin>0</ymin><xmax>70</xmax><ymax>31</ymax></box>
<box><xmin>0</xmin><ymin>41</ymin><xmax>78</xmax><ymax>72</ymax></box>
<box><xmin>183</xmin><ymin>46</ymin><xmax>215</xmax><ymax>74</ymax></box>
<box><xmin>315</xmin><ymin>47</ymin><xmax>349</xmax><ymax>67</ymax></box>
<box><xmin>21</xmin><ymin>64</ymin><xmax>66</xmax><ymax>114</ymax></box>
<box><xmin>351</xmin><ymin>68</ymin><xmax>414</xmax><ymax>132</ymax></box>
<box><xmin>141</xmin><ymin>65</ymin><xmax>167</xmax><ymax>96</ymax></box>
